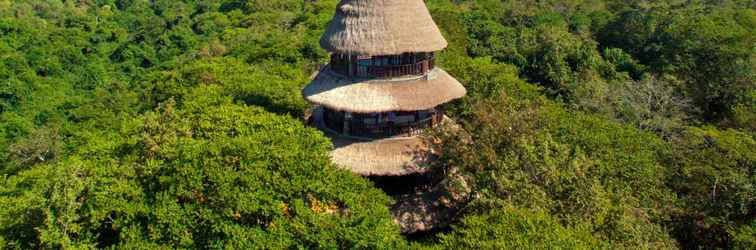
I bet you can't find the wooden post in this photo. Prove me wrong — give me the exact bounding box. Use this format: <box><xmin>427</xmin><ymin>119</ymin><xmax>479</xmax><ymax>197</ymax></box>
<box><xmin>348</xmin><ymin>55</ymin><xmax>354</xmax><ymax>77</ymax></box>
<box><xmin>343</xmin><ymin>112</ymin><xmax>351</xmax><ymax>135</ymax></box>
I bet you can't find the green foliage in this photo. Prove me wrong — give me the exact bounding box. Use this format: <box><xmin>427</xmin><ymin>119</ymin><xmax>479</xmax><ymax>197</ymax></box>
<box><xmin>0</xmin><ymin>0</ymin><xmax>753</xmax><ymax>248</ymax></box>
<box><xmin>438</xmin><ymin>56</ymin><xmax>542</xmax><ymax>117</ymax></box>
<box><xmin>433</xmin><ymin>0</ymin><xmax>755</xmax><ymax>130</ymax></box>
<box><xmin>455</xmin><ymin>0</ymin><xmax>618</xmax><ymax>100</ymax></box>
<box><xmin>666</xmin><ymin>127</ymin><xmax>755</xmax><ymax>249</ymax></box>
<box><xmin>1</xmin><ymin>99</ymin><xmax>403</xmax><ymax>248</ymax></box>
<box><xmin>148</xmin><ymin>57</ymin><xmax>309</xmax><ymax>116</ymax></box>
<box><xmin>602</xmin><ymin>47</ymin><xmax>646</xmax><ymax>79</ymax></box>
<box><xmin>0</xmin><ymin>0</ymin><xmax>332</xmax><ymax>171</ymax></box>
<box><xmin>732</xmin><ymin>222</ymin><xmax>756</xmax><ymax>250</ymax></box>
<box><xmin>598</xmin><ymin>3</ymin><xmax>756</xmax><ymax>125</ymax></box>
<box><xmin>0</xmin><ymin>1</ymin><xmax>405</xmax><ymax>248</ymax></box>
<box><xmin>431</xmin><ymin>92</ymin><xmax>677</xmax><ymax>248</ymax></box>
<box><xmin>436</xmin><ymin>207</ymin><xmax>603</xmax><ymax>249</ymax></box>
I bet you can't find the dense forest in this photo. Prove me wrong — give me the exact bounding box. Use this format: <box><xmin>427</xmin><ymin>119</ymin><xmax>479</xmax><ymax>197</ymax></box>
<box><xmin>0</xmin><ymin>0</ymin><xmax>753</xmax><ymax>248</ymax></box>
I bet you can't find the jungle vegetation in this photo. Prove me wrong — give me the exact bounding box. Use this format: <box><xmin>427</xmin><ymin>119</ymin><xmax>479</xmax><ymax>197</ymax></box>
<box><xmin>0</xmin><ymin>0</ymin><xmax>753</xmax><ymax>249</ymax></box>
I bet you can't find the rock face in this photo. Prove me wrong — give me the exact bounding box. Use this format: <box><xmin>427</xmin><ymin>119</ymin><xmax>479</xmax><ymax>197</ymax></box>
<box><xmin>392</xmin><ymin>172</ymin><xmax>471</xmax><ymax>234</ymax></box>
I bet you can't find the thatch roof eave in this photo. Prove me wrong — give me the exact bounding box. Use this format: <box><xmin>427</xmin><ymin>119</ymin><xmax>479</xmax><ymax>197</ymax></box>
<box><xmin>302</xmin><ymin>68</ymin><xmax>467</xmax><ymax>113</ymax></box>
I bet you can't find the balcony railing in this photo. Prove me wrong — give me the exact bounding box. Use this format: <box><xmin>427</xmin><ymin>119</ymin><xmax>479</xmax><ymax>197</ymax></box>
<box><xmin>348</xmin><ymin>113</ymin><xmax>442</xmax><ymax>139</ymax></box>
<box><xmin>322</xmin><ymin>108</ymin><xmax>443</xmax><ymax>139</ymax></box>
<box><xmin>357</xmin><ymin>59</ymin><xmax>434</xmax><ymax>78</ymax></box>
<box><xmin>330</xmin><ymin>53</ymin><xmax>436</xmax><ymax>79</ymax></box>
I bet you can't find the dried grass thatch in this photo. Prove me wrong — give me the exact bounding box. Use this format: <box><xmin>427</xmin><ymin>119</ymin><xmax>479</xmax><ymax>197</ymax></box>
<box><xmin>303</xmin><ymin>67</ymin><xmax>466</xmax><ymax>113</ymax></box>
<box><xmin>310</xmin><ymin>107</ymin><xmax>440</xmax><ymax>176</ymax></box>
<box><xmin>329</xmin><ymin>135</ymin><xmax>431</xmax><ymax>176</ymax></box>
<box><xmin>321</xmin><ymin>0</ymin><xmax>448</xmax><ymax>55</ymax></box>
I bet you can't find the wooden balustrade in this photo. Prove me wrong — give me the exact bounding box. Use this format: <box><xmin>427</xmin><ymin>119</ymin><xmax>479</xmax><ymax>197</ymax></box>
<box><xmin>330</xmin><ymin>53</ymin><xmax>436</xmax><ymax>78</ymax></box>
<box><xmin>364</xmin><ymin>59</ymin><xmax>434</xmax><ymax>78</ymax></box>
<box><xmin>323</xmin><ymin>108</ymin><xmax>443</xmax><ymax>139</ymax></box>
<box><xmin>348</xmin><ymin>114</ymin><xmax>441</xmax><ymax>139</ymax></box>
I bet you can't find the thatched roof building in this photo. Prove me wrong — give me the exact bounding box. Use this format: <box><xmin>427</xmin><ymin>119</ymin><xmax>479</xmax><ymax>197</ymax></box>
<box><xmin>320</xmin><ymin>0</ymin><xmax>448</xmax><ymax>55</ymax></box>
<box><xmin>303</xmin><ymin>0</ymin><xmax>466</xmax><ymax>177</ymax></box>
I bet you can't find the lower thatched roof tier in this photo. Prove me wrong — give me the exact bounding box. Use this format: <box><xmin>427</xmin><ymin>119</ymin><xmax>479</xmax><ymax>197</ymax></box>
<box><xmin>321</xmin><ymin>0</ymin><xmax>448</xmax><ymax>55</ymax></box>
<box><xmin>330</xmin><ymin>135</ymin><xmax>431</xmax><ymax>176</ymax></box>
<box><xmin>311</xmin><ymin>107</ymin><xmax>441</xmax><ymax>176</ymax></box>
<box><xmin>303</xmin><ymin>68</ymin><xmax>466</xmax><ymax>113</ymax></box>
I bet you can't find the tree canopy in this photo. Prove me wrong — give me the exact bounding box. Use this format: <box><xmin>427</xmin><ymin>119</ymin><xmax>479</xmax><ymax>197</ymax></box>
<box><xmin>0</xmin><ymin>0</ymin><xmax>754</xmax><ymax>249</ymax></box>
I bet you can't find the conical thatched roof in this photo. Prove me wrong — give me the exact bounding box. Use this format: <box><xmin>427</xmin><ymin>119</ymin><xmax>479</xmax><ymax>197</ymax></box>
<box><xmin>321</xmin><ymin>0</ymin><xmax>448</xmax><ymax>55</ymax></box>
<box><xmin>303</xmin><ymin>67</ymin><xmax>466</xmax><ymax>113</ymax></box>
